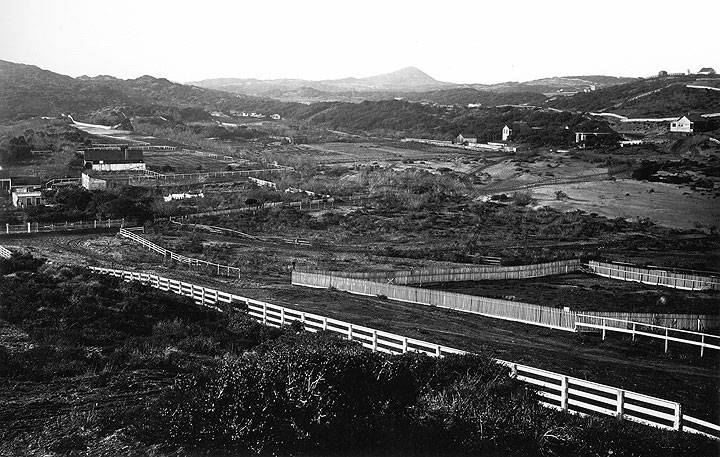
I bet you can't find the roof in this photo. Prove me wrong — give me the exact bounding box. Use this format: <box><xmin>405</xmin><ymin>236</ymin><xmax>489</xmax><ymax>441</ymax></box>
<box><xmin>698</xmin><ymin>67</ymin><xmax>716</xmax><ymax>73</ymax></box>
<box><xmin>7</xmin><ymin>176</ymin><xmax>44</xmax><ymax>186</ymax></box>
<box><xmin>83</xmin><ymin>149</ymin><xmax>144</xmax><ymax>163</ymax></box>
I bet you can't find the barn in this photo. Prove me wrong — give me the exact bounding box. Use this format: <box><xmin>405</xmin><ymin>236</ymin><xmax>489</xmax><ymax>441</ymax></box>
<box><xmin>83</xmin><ymin>148</ymin><xmax>146</xmax><ymax>171</ymax></box>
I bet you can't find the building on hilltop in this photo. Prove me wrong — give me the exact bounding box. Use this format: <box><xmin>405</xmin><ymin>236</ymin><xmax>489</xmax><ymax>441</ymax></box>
<box><xmin>698</xmin><ymin>67</ymin><xmax>716</xmax><ymax>75</ymax></box>
<box><xmin>82</xmin><ymin>147</ymin><xmax>145</xmax><ymax>172</ymax></box>
<box><xmin>670</xmin><ymin>116</ymin><xmax>695</xmax><ymax>133</ymax></box>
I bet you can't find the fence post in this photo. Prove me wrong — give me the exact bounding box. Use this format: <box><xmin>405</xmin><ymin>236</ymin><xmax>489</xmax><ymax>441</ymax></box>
<box><xmin>632</xmin><ymin>323</ymin><xmax>636</xmax><ymax>341</ymax></box>
<box><xmin>372</xmin><ymin>330</ymin><xmax>377</xmax><ymax>352</ymax></box>
<box><xmin>435</xmin><ymin>345</ymin><xmax>441</xmax><ymax>357</ymax></box>
<box><xmin>402</xmin><ymin>337</ymin><xmax>408</xmax><ymax>353</ymax></box>
<box><xmin>664</xmin><ymin>328</ymin><xmax>669</xmax><ymax>353</ymax></box>
<box><xmin>616</xmin><ymin>389</ymin><xmax>624</xmax><ymax>419</ymax></box>
<box><xmin>280</xmin><ymin>308</ymin><xmax>285</xmax><ymax>326</ymax></box>
<box><xmin>323</xmin><ymin>316</ymin><xmax>328</xmax><ymax>331</ymax></box>
<box><xmin>262</xmin><ymin>303</ymin><xmax>267</xmax><ymax>325</ymax></box>
<box><xmin>700</xmin><ymin>335</ymin><xmax>705</xmax><ymax>358</ymax></box>
<box><xmin>347</xmin><ymin>324</ymin><xmax>353</xmax><ymax>340</ymax></box>
<box><xmin>560</xmin><ymin>376</ymin><xmax>569</xmax><ymax>411</ymax></box>
<box><xmin>510</xmin><ymin>363</ymin><xmax>518</xmax><ymax>378</ymax></box>
<box><xmin>94</xmin><ymin>220</ymin><xmax>97</xmax><ymax>229</ymax></box>
<box><xmin>673</xmin><ymin>403</ymin><xmax>683</xmax><ymax>431</ymax></box>
<box><xmin>300</xmin><ymin>312</ymin><xmax>306</xmax><ymax>329</ymax></box>
<box><xmin>27</xmin><ymin>222</ymin><xmax>31</xmax><ymax>233</ymax></box>
<box><xmin>5</xmin><ymin>223</ymin><xmax>8</xmax><ymax>234</ymax></box>
<box><xmin>602</xmin><ymin>318</ymin><xmax>606</xmax><ymax>341</ymax></box>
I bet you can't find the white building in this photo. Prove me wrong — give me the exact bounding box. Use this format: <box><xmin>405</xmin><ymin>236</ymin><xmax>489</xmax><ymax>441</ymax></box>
<box><xmin>12</xmin><ymin>190</ymin><xmax>43</xmax><ymax>207</ymax></box>
<box><xmin>502</xmin><ymin>125</ymin><xmax>512</xmax><ymax>141</ymax></box>
<box><xmin>670</xmin><ymin>116</ymin><xmax>694</xmax><ymax>133</ymax></box>
<box><xmin>270</xmin><ymin>114</ymin><xmax>281</xmax><ymax>120</ymax></box>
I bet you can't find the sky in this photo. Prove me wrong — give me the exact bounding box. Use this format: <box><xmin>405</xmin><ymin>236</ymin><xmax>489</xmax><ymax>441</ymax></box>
<box><xmin>0</xmin><ymin>0</ymin><xmax>718</xmax><ymax>84</ymax></box>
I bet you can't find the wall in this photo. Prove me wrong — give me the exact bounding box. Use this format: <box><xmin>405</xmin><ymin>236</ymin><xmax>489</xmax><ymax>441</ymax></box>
<box><xmin>309</xmin><ymin>259</ymin><xmax>581</xmax><ymax>286</ymax></box>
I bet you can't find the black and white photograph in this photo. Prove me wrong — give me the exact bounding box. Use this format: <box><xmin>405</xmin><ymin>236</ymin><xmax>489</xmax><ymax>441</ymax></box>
<box><xmin>0</xmin><ymin>0</ymin><xmax>719</xmax><ymax>455</ymax></box>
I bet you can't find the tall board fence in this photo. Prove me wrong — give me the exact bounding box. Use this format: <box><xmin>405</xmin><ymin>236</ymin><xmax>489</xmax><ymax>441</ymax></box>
<box><xmin>307</xmin><ymin>259</ymin><xmax>581</xmax><ymax>285</ymax></box>
<box><xmin>119</xmin><ymin>228</ymin><xmax>243</xmax><ymax>277</ymax></box>
<box><xmin>588</xmin><ymin>260</ymin><xmax>720</xmax><ymax>291</ymax></box>
<box><xmin>87</xmin><ymin>265</ymin><xmax>720</xmax><ymax>440</ymax></box>
<box><xmin>292</xmin><ymin>270</ymin><xmax>577</xmax><ymax>331</ymax></box>
<box><xmin>292</xmin><ymin>271</ymin><xmax>720</xmax><ymax>344</ymax></box>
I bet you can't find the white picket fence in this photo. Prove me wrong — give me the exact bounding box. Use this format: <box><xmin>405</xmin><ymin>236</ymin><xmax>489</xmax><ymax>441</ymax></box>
<box><xmin>118</xmin><ymin>228</ymin><xmax>242</xmax><ymax>277</ymax></box>
<box><xmin>87</xmin><ymin>265</ymin><xmax>720</xmax><ymax>440</ymax></box>
<box><xmin>576</xmin><ymin>314</ymin><xmax>720</xmax><ymax>357</ymax></box>
<box><xmin>587</xmin><ymin>261</ymin><xmax>720</xmax><ymax>291</ymax></box>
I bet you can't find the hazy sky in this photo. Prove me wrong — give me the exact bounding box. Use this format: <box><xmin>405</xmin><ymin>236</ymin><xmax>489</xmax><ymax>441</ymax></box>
<box><xmin>1</xmin><ymin>0</ymin><xmax>718</xmax><ymax>84</ymax></box>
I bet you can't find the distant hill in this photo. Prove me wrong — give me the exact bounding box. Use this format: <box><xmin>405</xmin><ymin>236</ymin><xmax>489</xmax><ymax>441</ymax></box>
<box><xmin>190</xmin><ymin>69</ymin><xmax>636</xmax><ymax>104</ymax></box>
<box><xmin>548</xmin><ymin>74</ymin><xmax>720</xmax><ymax>116</ymax></box>
<box><xmin>190</xmin><ymin>66</ymin><xmax>452</xmax><ymax>95</ymax></box>
<box><xmin>0</xmin><ymin>59</ymin><xmax>298</xmax><ymax>121</ymax></box>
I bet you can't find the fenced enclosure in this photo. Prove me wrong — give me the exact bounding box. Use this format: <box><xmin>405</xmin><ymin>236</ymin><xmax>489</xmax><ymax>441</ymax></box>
<box><xmin>576</xmin><ymin>314</ymin><xmax>720</xmax><ymax>356</ymax></box>
<box><xmin>2</xmin><ymin>219</ymin><xmax>126</xmax><ymax>235</ymax></box>
<box><xmin>588</xmin><ymin>260</ymin><xmax>720</xmax><ymax>291</ymax></box>
<box><xmin>293</xmin><ymin>270</ymin><xmax>575</xmax><ymax>331</ymax></box>
<box><xmin>119</xmin><ymin>228</ymin><xmax>242</xmax><ymax>277</ymax></box>
<box><xmin>87</xmin><ymin>265</ymin><xmax>720</xmax><ymax>440</ymax></box>
<box><xmin>307</xmin><ymin>259</ymin><xmax>582</xmax><ymax>285</ymax></box>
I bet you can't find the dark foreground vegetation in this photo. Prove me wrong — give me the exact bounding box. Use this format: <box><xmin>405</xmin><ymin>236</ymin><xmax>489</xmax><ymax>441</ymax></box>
<box><xmin>0</xmin><ymin>256</ymin><xmax>717</xmax><ymax>456</ymax></box>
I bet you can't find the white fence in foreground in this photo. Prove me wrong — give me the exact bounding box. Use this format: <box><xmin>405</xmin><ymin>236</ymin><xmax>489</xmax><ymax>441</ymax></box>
<box><xmin>88</xmin><ymin>265</ymin><xmax>720</xmax><ymax>440</ymax></box>
<box><xmin>0</xmin><ymin>245</ymin><xmax>12</xmax><ymax>259</ymax></box>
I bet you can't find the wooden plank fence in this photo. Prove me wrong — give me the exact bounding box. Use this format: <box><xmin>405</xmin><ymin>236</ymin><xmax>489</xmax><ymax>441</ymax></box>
<box><xmin>292</xmin><ymin>270</ymin><xmax>577</xmax><ymax>331</ymax></box>
<box><xmin>1</xmin><ymin>219</ymin><xmax>126</xmax><ymax>236</ymax></box>
<box><xmin>307</xmin><ymin>259</ymin><xmax>582</xmax><ymax>285</ymax></box>
<box><xmin>119</xmin><ymin>228</ymin><xmax>242</xmax><ymax>277</ymax></box>
<box><xmin>588</xmin><ymin>260</ymin><xmax>720</xmax><ymax>291</ymax></box>
<box><xmin>87</xmin><ymin>265</ymin><xmax>720</xmax><ymax>440</ymax></box>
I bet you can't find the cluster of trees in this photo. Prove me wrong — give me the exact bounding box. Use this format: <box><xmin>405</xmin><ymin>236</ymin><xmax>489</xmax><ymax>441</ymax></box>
<box><xmin>24</xmin><ymin>186</ymin><xmax>155</xmax><ymax>223</ymax></box>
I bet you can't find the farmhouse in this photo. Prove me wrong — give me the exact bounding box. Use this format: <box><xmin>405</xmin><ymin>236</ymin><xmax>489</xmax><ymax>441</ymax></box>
<box><xmin>669</xmin><ymin>116</ymin><xmax>694</xmax><ymax>133</ymax></box>
<box><xmin>454</xmin><ymin>134</ymin><xmax>476</xmax><ymax>145</ymax></box>
<box><xmin>697</xmin><ymin>67</ymin><xmax>716</xmax><ymax>75</ymax></box>
<box><xmin>12</xmin><ymin>190</ymin><xmax>44</xmax><ymax>207</ymax></box>
<box><xmin>82</xmin><ymin>148</ymin><xmax>146</xmax><ymax>171</ymax></box>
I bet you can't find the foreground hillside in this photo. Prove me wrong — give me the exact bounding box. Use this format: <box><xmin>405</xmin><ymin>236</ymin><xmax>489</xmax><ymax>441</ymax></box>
<box><xmin>0</xmin><ymin>257</ymin><xmax>717</xmax><ymax>456</ymax></box>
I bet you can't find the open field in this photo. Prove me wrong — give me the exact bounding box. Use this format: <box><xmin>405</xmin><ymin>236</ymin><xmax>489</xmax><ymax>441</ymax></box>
<box><xmin>424</xmin><ymin>273</ymin><xmax>720</xmax><ymax>315</ymax></box>
<box><xmin>532</xmin><ymin>179</ymin><xmax>720</xmax><ymax>230</ymax></box>
<box><xmin>4</xmin><ymin>231</ymin><xmax>719</xmax><ymax>424</ymax></box>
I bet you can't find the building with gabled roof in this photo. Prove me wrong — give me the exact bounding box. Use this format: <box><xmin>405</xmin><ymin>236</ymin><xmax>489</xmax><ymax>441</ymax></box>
<box><xmin>82</xmin><ymin>148</ymin><xmax>145</xmax><ymax>171</ymax></box>
<box><xmin>698</xmin><ymin>67</ymin><xmax>716</xmax><ymax>75</ymax></box>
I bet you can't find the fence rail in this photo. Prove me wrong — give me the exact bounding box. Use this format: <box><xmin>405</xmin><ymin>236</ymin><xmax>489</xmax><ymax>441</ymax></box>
<box><xmin>87</xmin><ymin>265</ymin><xmax>720</xmax><ymax>440</ymax></box>
<box><xmin>588</xmin><ymin>261</ymin><xmax>720</xmax><ymax>291</ymax></box>
<box><xmin>0</xmin><ymin>245</ymin><xmax>12</xmax><ymax>259</ymax></box>
<box><xmin>1</xmin><ymin>219</ymin><xmax>126</xmax><ymax>236</ymax></box>
<box><xmin>579</xmin><ymin>311</ymin><xmax>720</xmax><ymax>333</ymax></box>
<box><xmin>119</xmin><ymin>228</ymin><xmax>242</xmax><ymax>277</ymax></box>
<box><xmin>577</xmin><ymin>314</ymin><xmax>720</xmax><ymax>356</ymax></box>
<box><xmin>292</xmin><ymin>270</ymin><xmax>577</xmax><ymax>331</ymax></box>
